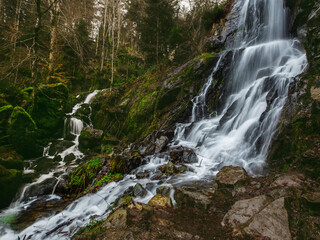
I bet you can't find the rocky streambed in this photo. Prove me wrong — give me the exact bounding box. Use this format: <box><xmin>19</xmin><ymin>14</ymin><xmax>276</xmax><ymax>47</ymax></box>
<box><xmin>71</xmin><ymin>165</ymin><xmax>320</xmax><ymax>240</ymax></box>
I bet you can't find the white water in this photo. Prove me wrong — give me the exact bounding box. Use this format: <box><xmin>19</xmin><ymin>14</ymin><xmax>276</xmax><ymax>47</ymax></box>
<box><xmin>0</xmin><ymin>0</ymin><xmax>307</xmax><ymax>239</ymax></box>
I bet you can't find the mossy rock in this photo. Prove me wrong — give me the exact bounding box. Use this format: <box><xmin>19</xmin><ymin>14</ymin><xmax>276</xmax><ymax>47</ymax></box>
<box><xmin>8</xmin><ymin>106</ymin><xmax>42</xmax><ymax>158</ymax></box>
<box><xmin>0</xmin><ymin>165</ymin><xmax>24</xmax><ymax>208</ymax></box>
<box><xmin>32</xmin><ymin>83</ymin><xmax>69</xmax><ymax>138</ymax></box>
<box><xmin>0</xmin><ymin>146</ymin><xmax>23</xmax><ymax>170</ymax></box>
<box><xmin>79</xmin><ymin>127</ymin><xmax>104</xmax><ymax>153</ymax></box>
<box><xmin>0</xmin><ymin>105</ymin><xmax>13</xmax><ymax>144</ymax></box>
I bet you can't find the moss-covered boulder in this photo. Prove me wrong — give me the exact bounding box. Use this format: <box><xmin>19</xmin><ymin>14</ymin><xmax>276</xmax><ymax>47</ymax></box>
<box><xmin>0</xmin><ymin>146</ymin><xmax>23</xmax><ymax>170</ymax></box>
<box><xmin>0</xmin><ymin>165</ymin><xmax>24</xmax><ymax>208</ymax></box>
<box><xmin>0</xmin><ymin>105</ymin><xmax>13</xmax><ymax>145</ymax></box>
<box><xmin>79</xmin><ymin>127</ymin><xmax>104</xmax><ymax>153</ymax></box>
<box><xmin>32</xmin><ymin>83</ymin><xmax>69</xmax><ymax>138</ymax></box>
<box><xmin>8</xmin><ymin>106</ymin><xmax>42</xmax><ymax>158</ymax></box>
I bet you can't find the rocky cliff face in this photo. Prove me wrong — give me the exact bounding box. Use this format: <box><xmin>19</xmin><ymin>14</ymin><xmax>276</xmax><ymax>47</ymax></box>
<box><xmin>269</xmin><ymin>0</ymin><xmax>320</xmax><ymax>179</ymax></box>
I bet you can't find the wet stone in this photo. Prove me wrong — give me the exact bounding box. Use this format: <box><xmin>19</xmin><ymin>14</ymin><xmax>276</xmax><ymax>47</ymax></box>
<box><xmin>150</xmin><ymin>170</ymin><xmax>163</xmax><ymax>180</ymax></box>
<box><xmin>133</xmin><ymin>183</ymin><xmax>147</xmax><ymax>198</ymax></box>
<box><xmin>216</xmin><ymin>166</ymin><xmax>248</xmax><ymax>188</ymax></box>
<box><xmin>148</xmin><ymin>194</ymin><xmax>173</xmax><ymax>207</ymax></box>
<box><xmin>64</xmin><ymin>153</ymin><xmax>76</xmax><ymax>163</ymax></box>
<box><xmin>154</xmin><ymin>136</ymin><xmax>169</xmax><ymax>153</ymax></box>
<box><xmin>169</xmin><ymin>147</ymin><xmax>198</xmax><ymax>164</ymax></box>
<box><xmin>156</xmin><ymin>186</ymin><xmax>171</xmax><ymax>196</ymax></box>
<box><xmin>146</xmin><ymin>183</ymin><xmax>155</xmax><ymax>191</ymax></box>
<box><xmin>136</xmin><ymin>170</ymin><xmax>150</xmax><ymax>179</ymax></box>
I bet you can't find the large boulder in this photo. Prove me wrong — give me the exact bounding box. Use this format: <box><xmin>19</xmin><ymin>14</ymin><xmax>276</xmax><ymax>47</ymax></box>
<box><xmin>8</xmin><ymin>106</ymin><xmax>42</xmax><ymax>158</ymax></box>
<box><xmin>216</xmin><ymin>166</ymin><xmax>248</xmax><ymax>188</ymax></box>
<box><xmin>32</xmin><ymin>83</ymin><xmax>69</xmax><ymax>138</ymax></box>
<box><xmin>174</xmin><ymin>184</ymin><xmax>216</xmax><ymax>210</ymax></box>
<box><xmin>0</xmin><ymin>105</ymin><xmax>13</xmax><ymax>145</ymax></box>
<box><xmin>79</xmin><ymin>127</ymin><xmax>103</xmax><ymax>152</ymax></box>
<box><xmin>148</xmin><ymin>194</ymin><xmax>173</xmax><ymax>207</ymax></box>
<box><xmin>222</xmin><ymin>196</ymin><xmax>291</xmax><ymax>240</ymax></box>
<box><xmin>0</xmin><ymin>165</ymin><xmax>24</xmax><ymax>208</ymax></box>
<box><xmin>169</xmin><ymin>147</ymin><xmax>198</xmax><ymax>164</ymax></box>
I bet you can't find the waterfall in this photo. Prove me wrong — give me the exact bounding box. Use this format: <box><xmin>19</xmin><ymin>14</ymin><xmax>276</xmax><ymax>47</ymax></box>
<box><xmin>175</xmin><ymin>0</ymin><xmax>307</xmax><ymax>175</ymax></box>
<box><xmin>0</xmin><ymin>0</ymin><xmax>307</xmax><ymax>239</ymax></box>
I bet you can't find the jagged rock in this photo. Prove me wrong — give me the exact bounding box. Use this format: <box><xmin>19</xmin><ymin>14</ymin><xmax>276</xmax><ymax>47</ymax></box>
<box><xmin>74</xmin><ymin>103</ymin><xmax>91</xmax><ymax>125</ymax></box>
<box><xmin>244</xmin><ymin>198</ymin><xmax>291</xmax><ymax>240</ymax></box>
<box><xmin>165</xmin><ymin>161</ymin><xmax>176</xmax><ymax>175</ymax></box>
<box><xmin>156</xmin><ymin>186</ymin><xmax>171</xmax><ymax>196</ymax></box>
<box><xmin>169</xmin><ymin>147</ymin><xmax>198</xmax><ymax>164</ymax></box>
<box><xmin>64</xmin><ymin>153</ymin><xmax>76</xmax><ymax>163</ymax></box>
<box><xmin>148</xmin><ymin>194</ymin><xmax>172</xmax><ymax>207</ymax></box>
<box><xmin>271</xmin><ymin>173</ymin><xmax>304</xmax><ymax>188</ymax></box>
<box><xmin>222</xmin><ymin>195</ymin><xmax>271</xmax><ymax>228</ymax></box>
<box><xmin>150</xmin><ymin>170</ymin><xmax>163</xmax><ymax>180</ymax></box>
<box><xmin>223</xmin><ymin>196</ymin><xmax>291</xmax><ymax>240</ymax></box>
<box><xmin>154</xmin><ymin>136</ymin><xmax>169</xmax><ymax>153</ymax></box>
<box><xmin>174</xmin><ymin>184</ymin><xmax>216</xmax><ymax>210</ymax></box>
<box><xmin>79</xmin><ymin>127</ymin><xmax>103</xmax><ymax>152</ymax></box>
<box><xmin>133</xmin><ymin>183</ymin><xmax>147</xmax><ymax>198</ymax></box>
<box><xmin>204</xmin><ymin>37</ymin><xmax>224</xmax><ymax>52</ymax></box>
<box><xmin>301</xmin><ymin>192</ymin><xmax>320</xmax><ymax>215</ymax></box>
<box><xmin>135</xmin><ymin>171</ymin><xmax>150</xmax><ymax>179</ymax></box>
<box><xmin>49</xmin><ymin>140</ymin><xmax>74</xmax><ymax>156</ymax></box>
<box><xmin>102</xmin><ymin>208</ymin><xmax>128</xmax><ymax>229</ymax></box>
<box><xmin>216</xmin><ymin>166</ymin><xmax>248</xmax><ymax>188</ymax></box>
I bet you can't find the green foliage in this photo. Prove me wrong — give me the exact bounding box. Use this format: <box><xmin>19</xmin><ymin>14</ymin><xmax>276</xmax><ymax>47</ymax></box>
<box><xmin>75</xmin><ymin>218</ymin><xmax>104</xmax><ymax>236</ymax></box>
<box><xmin>69</xmin><ymin>157</ymin><xmax>102</xmax><ymax>189</ymax></box>
<box><xmin>94</xmin><ymin>173</ymin><xmax>123</xmax><ymax>187</ymax></box>
<box><xmin>202</xmin><ymin>4</ymin><xmax>226</xmax><ymax>31</ymax></box>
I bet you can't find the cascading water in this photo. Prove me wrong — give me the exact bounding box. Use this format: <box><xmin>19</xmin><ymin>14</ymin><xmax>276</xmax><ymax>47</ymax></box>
<box><xmin>175</xmin><ymin>0</ymin><xmax>307</xmax><ymax>175</ymax></box>
<box><xmin>0</xmin><ymin>0</ymin><xmax>307</xmax><ymax>239</ymax></box>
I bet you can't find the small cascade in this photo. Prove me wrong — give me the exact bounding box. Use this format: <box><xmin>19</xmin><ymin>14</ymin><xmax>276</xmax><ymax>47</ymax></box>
<box><xmin>0</xmin><ymin>90</ymin><xmax>102</xmax><ymax>238</ymax></box>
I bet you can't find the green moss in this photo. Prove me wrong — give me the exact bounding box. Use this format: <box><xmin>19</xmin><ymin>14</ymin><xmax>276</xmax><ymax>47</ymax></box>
<box><xmin>0</xmin><ymin>105</ymin><xmax>13</xmax><ymax>113</ymax></box>
<box><xmin>0</xmin><ymin>213</ymin><xmax>18</xmax><ymax>225</ymax></box>
<box><xmin>74</xmin><ymin>219</ymin><xmax>104</xmax><ymax>236</ymax></box>
<box><xmin>94</xmin><ymin>173</ymin><xmax>123</xmax><ymax>187</ymax></box>
<box><xmin>69</xmin><ymin>157</ymin><xmax>102</xmax><ymax>191</ymax></box>
<box><xmin>10</xmin><ymin>106</ymin><xmax>37</xmax><ymax>130</ymax></box>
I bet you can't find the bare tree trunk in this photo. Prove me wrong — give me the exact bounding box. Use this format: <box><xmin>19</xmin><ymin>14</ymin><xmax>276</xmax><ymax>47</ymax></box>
<box><xmin>111</xmin><ymin>0</ymin><xmax>115</xmax><ymax>89</ymax></box>
<box><xmin>32</xmin><ymin>0</ymin><xmax>42</xmax><ymax>80</ymax></box>
<box><xmin>48</xmin><ymin>0</ymin><xmax>60</xmax><ymax>72</ymax></box>
<box><xmin>13</xmin><ymin>0</ymin><xmax>22</xmax><ymax>52</ymax></box>
<box><xmin>100</xmin><ymin>0</ymin><xmax>108</xmax><ymax>73</ymax></box>
<box><xmin>116</xmin><ymin>0</ymin><xmax>121</xmax><ymax>52</ymax></box>
<box><xmin>156</xmin><ymin>17</ymin><xmax>159</xmax><ymax>67</ymax></box>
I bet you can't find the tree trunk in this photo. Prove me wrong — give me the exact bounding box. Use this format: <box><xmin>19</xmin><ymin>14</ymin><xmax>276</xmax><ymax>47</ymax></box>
<box><xmin>48</xmin><ymin>0</ymin><xmax>60</xmax><ymax>72</ymax></box>
<box><xmin>116</xmin><ymin>0</ymin><xmax>121</xmax><ymax>52</ymax></box>
<box><xmin>32</xmin><ymin>0</ymin><xmax>42</xmax><ymax>81</ymax></box>
<box><xmin>111</xmin><ymin>0</ymin><xmax>115</xmax><ymax>89</ymax></box>
<box><xmin>100</xmin><ymin>0</ymin><xmax>108</xmax><ymax>73</ymax></box>
<box><xmin>13</xmin><ymin>0</ymin><xmax>22</xmax><ymax>52</ymax></box>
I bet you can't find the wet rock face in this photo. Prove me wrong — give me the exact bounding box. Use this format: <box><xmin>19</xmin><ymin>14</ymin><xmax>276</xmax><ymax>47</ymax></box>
<box><xmin>32</xmin><ymin>83</ymin><xmax>69</xmax><ymax>139</ymax></box>
<box><xmin>174</xmin><ymin>183</ymin><xmax>217</xmax><ymax>210</ymax></box>
<box><xmin>79</xmin><ymin>127</ymin><xmax>103</xmax><ymax>152</ymax></box>
<box><xmin>148</xmin><ymin>194</ymin><xmax>173</xmax><ymax>207</ymax></box>
<box><xmin>169</xmin><ymin>147</ymin><xmax>198</xmax><ymax>164</ymax></box>
<box><xmin>216</xmin><ymin>166</ymin><xmax>248</xmax><ymax>188</ymax></box>
<box><xmin>133</xmin><ymin>183</ymin><xmax>147</xmax><ymax>198</ymax></box>
<box><xmin>244</xmin><ymin>198</ymin><xmax>291</xmax><ymax>240</ymax></box>
<box><xmin>8</xmin><ymin>107</ymin><xmax>42</xmax><ymax>158</ymax></box>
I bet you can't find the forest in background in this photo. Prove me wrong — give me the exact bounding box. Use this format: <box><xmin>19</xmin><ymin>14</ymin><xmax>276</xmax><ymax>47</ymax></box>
<box><xmin>0</xmin><ymin>0</ymin><xmax>226</xmax><ymax>96</ymax></box>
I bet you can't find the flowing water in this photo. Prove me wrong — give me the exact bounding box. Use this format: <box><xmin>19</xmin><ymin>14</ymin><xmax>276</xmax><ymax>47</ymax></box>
<box><xmin>0</xmin><ymin>0</ymin><xmax>307</xmax><ymax>239</ymax></box>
